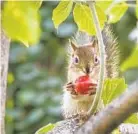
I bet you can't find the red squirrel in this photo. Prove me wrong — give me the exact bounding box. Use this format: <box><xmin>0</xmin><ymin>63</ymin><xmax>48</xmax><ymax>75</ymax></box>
<box><xmin>62</xmin><ymin>26</ymin><xmax>119</xmax><ymax>119</ymax></box>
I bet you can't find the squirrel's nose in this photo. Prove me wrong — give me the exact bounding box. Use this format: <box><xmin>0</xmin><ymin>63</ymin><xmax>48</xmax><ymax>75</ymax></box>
<box><xmin>85</xmin><ymin>66</ymin><xmax>90</xmax><ymax>74</ymax></box>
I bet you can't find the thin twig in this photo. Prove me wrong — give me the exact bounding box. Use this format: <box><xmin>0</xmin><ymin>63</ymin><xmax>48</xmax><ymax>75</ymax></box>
<box><xmin>87</xmin><ymin>1</ymin><xmax>105</xmax><ymax>115</ymax></box>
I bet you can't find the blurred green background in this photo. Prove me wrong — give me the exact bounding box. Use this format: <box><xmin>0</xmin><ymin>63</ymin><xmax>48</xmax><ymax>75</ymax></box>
<box><xmin>5</xmin><ymin>1</ymin><xmax>138</xmax><ymax>134</ymax></box>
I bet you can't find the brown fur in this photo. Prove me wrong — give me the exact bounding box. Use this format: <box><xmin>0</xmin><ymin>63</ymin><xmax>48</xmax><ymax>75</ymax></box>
<box><xmin>62</xmin><ymin>26</ymin><xmax>119</xmax><ymax>118</ymax></box>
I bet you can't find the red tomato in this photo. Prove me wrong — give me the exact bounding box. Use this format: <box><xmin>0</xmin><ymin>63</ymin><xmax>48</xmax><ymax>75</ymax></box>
<box><xmin>74</xmin><ymin>76</ymin><xmax>96</xmax><ymax>94</ymax></box>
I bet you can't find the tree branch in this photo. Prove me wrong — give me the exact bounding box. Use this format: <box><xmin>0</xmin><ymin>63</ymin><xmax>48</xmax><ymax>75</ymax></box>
<box><xmin>0</xmin><ymin>29</ymin><xmax>10</xmax><ymax>134</ymax></box>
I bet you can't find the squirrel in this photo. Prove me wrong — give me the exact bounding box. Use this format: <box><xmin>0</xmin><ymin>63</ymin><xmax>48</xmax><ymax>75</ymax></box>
<box><xmin>62</xmin><ymin>26</ymin><xmax>120</xmax><ymax>119</ymax></box>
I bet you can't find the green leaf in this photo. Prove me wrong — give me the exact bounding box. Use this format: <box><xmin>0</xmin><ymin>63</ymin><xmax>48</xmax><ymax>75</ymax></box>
<box><xmin>121</xmin><ymin>46</ymin><xmax>138</xmax><ymax>72</ymax></box>
<box><xmin>35</xmin><ymin>123</ymin><xmax>56</xmax><ymax>134</ymax></box>
<box><xmin>95</xmin><ymin>5</ymin><xmax>107</xmax><ymax>29</ymax></box>
<box><xmin>7</xmin><ymin>72</ymin><xmax>14</xmax><ymax>84</ymax></box>
<box><xmin>73</xmin><ymin>3</ymin><xmax>95</xmax><ymax>35</ymax></box>
<box><xmin>112</xmin><ymin>129</ymin><xmax>120</xmax><ymax>134</ymax></box>
<box><xmin>2</xmin><ymin>1</ymin><xmax>41</xmax><ymax>46</ymax></box>
<box><xmin>102</xmin><ymin>78</ymin><xmax>127</xmax><ymax>105</ymax></box>
<box><xmin>96</xmin><ymin>1</ymin><xmax>112</xmax><ymax>12</ymax></box>
<box><xmin>32</xmin><ymin>1</ymin><xmax>42</xmax><ymax>10</ymax></box>
<box><xmin>107</xmin><ymin>2</ymin><xmax>128</xmax><ymax>23</ymax></box>
<box><xmin>125</xmin><ymin>113</ymin><xmax>138</xmax><ymax>124</ymax></box>
<box><xmin>73</xmin><ymin>3</ymin><xmax>106</xmax><ymax>35</ymax></box>
<box><xmin>52</xmin><ymin>1</ymin><xmax>73</xmax><ymax>28</ymax></box>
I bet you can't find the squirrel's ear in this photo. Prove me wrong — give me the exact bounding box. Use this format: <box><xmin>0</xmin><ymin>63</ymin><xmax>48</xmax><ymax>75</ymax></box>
<box><xmin>70</xmin><ymin>40</ymin><xmax>77</xmax><ymax>51</ymax></box>
<box><xmin>92</xmin><ymin>38</ymin><xmax>98</xmax><ymax>48</ymax></box>
<box><xmin>89</xmin><ymin>38</ymin><xmax>99</xmax><ymax>53</ymax></box>
<box><xmin>88</xmin><ymin>38</ymin><xmax>98</xmax><ymax>48</ymax></box>
<box><xmin>90</xmin><ymin>38</ymin><xmax>98</xmax><ymax>47</ymax></box>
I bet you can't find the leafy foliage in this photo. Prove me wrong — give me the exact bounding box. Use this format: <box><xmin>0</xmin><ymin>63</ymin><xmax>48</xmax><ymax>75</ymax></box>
<box><xmin>35</xmin><ymin>123</ymin><xmax>55</xmax><ymax>134</ymax></box>
<box><xmin>73</xmin><ymin>3</ymin><xmax>95</xmax><ymax>35</ymax></box>
<box><xmin>125</xmin><ymin>113</ymin><xmax>138</xmax><ymax>124</ymax></box>
<box><xmin>73</xmin><ymin>3</ymin><xmax>106</xmax><ymax>35</ymax></box>
<box><xmin>107</xmin><ymin>2</ymin><xmax>128</xmax><ymax>23</ymax></box>
<box><xmin>102</xmin><ymin>78</ymin><xmax>138</xmax><ymax>124</ymax></box>
<box><xmin>5</xmin><ymin>2</ymin><xmax>71</xmax><ymax>134</ymax></box>
<box><xmin>53</xmin><ymin>1</ymin><xmax>107</xmax><ymax>35</ymax></box>
<box><xmin>102</xmin><ymin>78</ymin><xmax>127</xmax><ymax>105</ymax></box>
<box><xmin>52</xmin><ymin>1</ymin><xmax>129</xmax><ymax>35</ymax></box>
<box><xmin>112</xmin><ymin>129</ymin><xmax>120</xmax><ymax>134</ymax></box>
<box><xmin>121</xmin><ymin>46</ymin><xmax>138</xmax><ymax>72</ymax></box>
<box><xmin>96</xmin><ymin>1</ymin><xmax>112</xmax><ymax>12</ymax></box>
<box><xmin>7</xmin><ymin>72</ymin><xmax>14</xmax><ymax>84</ymax></box>
<box><xmin>32</xmin><ymin>1</ymin><xmax>43</xmax><ymax>10</ymax></box>
<box><xmin>2</xmin><ymin>1</ymin><xmax>42</xmax><ymax>46</ymax></box>
<box><xmin>52</xmin><ymin>1</ymin><xmax>73</xmax><ymax>28</ymax></box>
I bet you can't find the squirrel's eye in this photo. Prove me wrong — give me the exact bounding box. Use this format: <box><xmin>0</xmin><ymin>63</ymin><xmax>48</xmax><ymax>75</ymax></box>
<box><xmin>73</xmin><ymin>56</ymin><xmax>79</xmax><ymax>64</ymax></box>
<box><xmin>94</xmin><ymin>55</ymin><xmax>99</xmax><ymax>65</ymax></box>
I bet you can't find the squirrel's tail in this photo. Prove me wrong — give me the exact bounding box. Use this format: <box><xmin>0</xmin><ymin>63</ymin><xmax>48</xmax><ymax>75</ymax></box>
<box><xmin>102</xmin><ymin>26</ymin><xmax>120</xmax><ymax>78</ymax></box>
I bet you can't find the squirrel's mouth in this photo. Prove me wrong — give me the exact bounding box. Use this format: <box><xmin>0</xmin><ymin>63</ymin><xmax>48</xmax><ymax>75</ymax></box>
<box><xmin>82</xmin><ymin>66</ymin><xmax>91</xmax><ymax>75</ymax></box>
<box><xmin>85</xmin><ymin>66</ymin><xmax>90</xmax><ymax>74</ymax></box>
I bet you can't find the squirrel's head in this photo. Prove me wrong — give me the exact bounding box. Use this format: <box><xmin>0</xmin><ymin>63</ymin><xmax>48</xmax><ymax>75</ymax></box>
<box><xmin>68</xmin><ymin>39</ymin><xmax>100</xmax><ymax>82</ymax></box>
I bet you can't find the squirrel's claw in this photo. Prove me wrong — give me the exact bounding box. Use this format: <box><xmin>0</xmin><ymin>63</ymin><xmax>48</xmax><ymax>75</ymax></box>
<box><xmin>88</xmin><ymin>86</ymin><xmax>96</xmax><ymax>95</ymax></box>
<box><xmin>66</xmin><ymin>83</ymin><xmax>74</xmax><ymax>89</ymax></box>
<box><xmin>88</xmin><ymin>89</ymin><xmax>96</xmax><ymax>95</ymax></box>
<box><xmin>64</xmin><ymin>82</ymin><xmax>78</xmax><ymax>96</ymax></box>
<box><xmin>71</xmin><ymin>90</ymin><xmax>77</xmax><ymax>95</ymax></box>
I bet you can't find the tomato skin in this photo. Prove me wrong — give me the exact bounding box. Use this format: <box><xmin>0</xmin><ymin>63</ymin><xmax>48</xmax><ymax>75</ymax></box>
<box><xmin>75</xmin><ymin>82</ymin><xmax>90</xmax><ymax>94</ymax></box>
<box><xmin>75</xmin><ymin>75</ymin><xmax>90</xmax><ymax>83</ymax></box>
<box><xmin>74</xmin><ymin>76</ymin><xmax>96</xmax><ymax>94</ymax></box>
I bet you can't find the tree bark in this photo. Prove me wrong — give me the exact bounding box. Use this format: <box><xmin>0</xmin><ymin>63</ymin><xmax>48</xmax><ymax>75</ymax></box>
<box><xmin>0</xmin><ymin>29</ymin><xmax>10</xmax><ymax>134</ymax></box>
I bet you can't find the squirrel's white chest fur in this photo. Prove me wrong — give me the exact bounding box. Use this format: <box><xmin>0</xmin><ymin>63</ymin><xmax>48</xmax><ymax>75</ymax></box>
<box><xmin>62</xmin><ymin>91</ymin><xmax>94</xmax><ymax>118</ymax></box>
<box><xmin>62</xmin><ymin>69</ymin><xmax>101</xmax><ymax>118</ymax></box>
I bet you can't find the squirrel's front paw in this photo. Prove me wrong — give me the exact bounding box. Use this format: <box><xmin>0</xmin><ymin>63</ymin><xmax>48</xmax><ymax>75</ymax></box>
<box><xmin>64</xmin><ymin>82</ymin><xmax>77</xmax><ymax>96</ymax></box>
<box><xmin>88</xmin><ymin>84</ymin><xmax>97</xmax><ymax>96</ymax></box>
